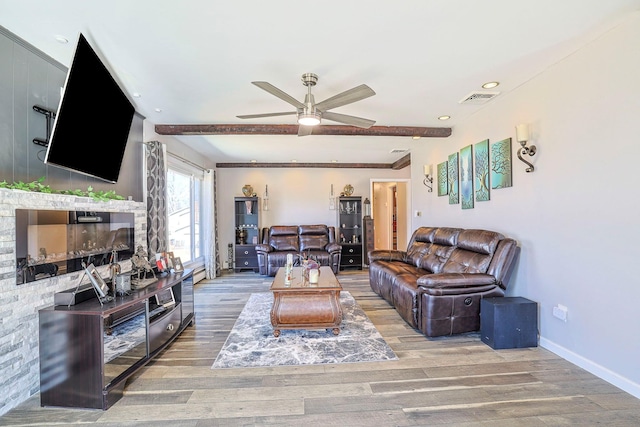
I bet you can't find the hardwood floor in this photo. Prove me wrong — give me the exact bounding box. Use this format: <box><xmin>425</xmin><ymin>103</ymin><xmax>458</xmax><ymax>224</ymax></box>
<box><xmin>2</xmin><ymin>270</ymin><xmax>640</xmax><ymax>426</ymax></box>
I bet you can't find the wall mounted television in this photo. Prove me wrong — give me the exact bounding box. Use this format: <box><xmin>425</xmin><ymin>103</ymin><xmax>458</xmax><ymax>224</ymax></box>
<box><xmin>44</xmin><ymin>33</ymin><xmax>135</xmax><ymax>183</ymax></box>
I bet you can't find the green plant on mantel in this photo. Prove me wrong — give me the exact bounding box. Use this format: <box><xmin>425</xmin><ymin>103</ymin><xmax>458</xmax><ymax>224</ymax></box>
<box><xmin>0</xmin><ymin>176</ymin><xmax>125</xmax><ymax>202</ymax></box>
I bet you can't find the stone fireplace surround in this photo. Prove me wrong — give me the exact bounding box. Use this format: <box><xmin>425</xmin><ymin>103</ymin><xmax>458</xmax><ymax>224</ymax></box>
<box><xmin>0</xmin><ymin>189</ymin><xmax>146</xmax><ymax>415</ymax></box>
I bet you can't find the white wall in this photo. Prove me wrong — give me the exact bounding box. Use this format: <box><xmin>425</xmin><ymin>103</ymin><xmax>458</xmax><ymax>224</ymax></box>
<box><xmin>410</xmin><ymin>12</ymin><xmax>640</xmax><ymax>398</ymax></box>
<box><xmin>217</xmin><ymin>167</ymin><xmax>409</xmax><ymax>266</ymax></box>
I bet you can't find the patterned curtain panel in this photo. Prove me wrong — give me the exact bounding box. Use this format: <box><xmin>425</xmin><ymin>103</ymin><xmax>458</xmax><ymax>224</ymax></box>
<box><xmin>214</xmin><ymin>170</ymin><xmax>221</xmax><ymax>275</ymax></box>
<box><xmin>203</xmin><ymin>169</ymin><xmax>219</xmax><ymax>279</ymax></box>
<box><xmin>145</xmin><ymin>141</ymin><xmax>167</xmax><ymax>259</ymax></box>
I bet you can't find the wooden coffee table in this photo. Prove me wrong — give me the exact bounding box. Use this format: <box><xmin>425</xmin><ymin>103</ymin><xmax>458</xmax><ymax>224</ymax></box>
<box><xmin>270</xmin><ymin>266</ymin><xmax>343</xmax><ymax>337</ymax></box>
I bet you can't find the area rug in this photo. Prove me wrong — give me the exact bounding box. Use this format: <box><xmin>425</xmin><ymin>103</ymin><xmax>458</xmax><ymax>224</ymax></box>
<box><xmin>212</xmin><ymin>291</ymin><xmax>397</xmax><ymax>369</ymax></box>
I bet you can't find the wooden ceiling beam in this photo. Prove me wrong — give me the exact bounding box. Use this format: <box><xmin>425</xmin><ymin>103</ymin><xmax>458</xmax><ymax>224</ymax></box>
<box><xmin>215</xmin><ymin>162</ymin><xmax>395</xmax><ymax>169</ymax></box>
<box><xmin>391</xmin><ymin>153</ymin><xmax>411</xmax><ymax>170</ymax></box>
<box><xmin>155</xmin><ymin>124</ymin><xmax>451</xmax><ymax>138</ymax></box>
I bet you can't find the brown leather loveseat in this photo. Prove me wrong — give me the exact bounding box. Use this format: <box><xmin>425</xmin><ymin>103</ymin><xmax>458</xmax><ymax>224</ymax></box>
<box><xmin>368</xmin><ymin>226</ymin><xmax>520</xmax><ymax>337</ymax></box>
<box><xmin>256</xmin><ymin>225</ymin><xmax>342</xmax><ymax>276</ymax></box>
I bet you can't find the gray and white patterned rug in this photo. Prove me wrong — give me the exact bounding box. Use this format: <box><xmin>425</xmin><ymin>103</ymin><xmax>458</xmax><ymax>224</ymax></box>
<box><xmin>212</xmin><ymin>291</ymin><xmax>397</xmax><ymax>369</ymax></box>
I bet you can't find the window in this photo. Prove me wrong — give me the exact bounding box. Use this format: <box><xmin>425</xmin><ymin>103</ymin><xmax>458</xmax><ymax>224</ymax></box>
<box><xmin>167</xmin><ymin>158</ymin><xmax>203</xmax><ymax>265</ymax></box>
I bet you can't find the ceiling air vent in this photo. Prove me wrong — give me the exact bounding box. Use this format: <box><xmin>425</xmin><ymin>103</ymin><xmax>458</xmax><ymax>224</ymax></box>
<box><xmin>458</xmin><ymin>91</ymin><xmax>500</xmax><ymax>105</ymax></box>
<box><xmin>390</xmin><ymin>148</ymin><xmax>408</xmax><ymax>154</ymax></box>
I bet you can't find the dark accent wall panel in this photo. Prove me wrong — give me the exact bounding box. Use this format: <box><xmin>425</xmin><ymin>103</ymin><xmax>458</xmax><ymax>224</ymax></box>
<box><xmin>0</xmin><ymin>26</ymin><xmax>143</xmax><ymax>201</ymax></box>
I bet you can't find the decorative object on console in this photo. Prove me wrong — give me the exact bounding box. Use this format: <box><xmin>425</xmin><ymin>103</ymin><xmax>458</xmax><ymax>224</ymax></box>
<box><xmin>109</xmin><ymin>250</ymin><xmax>121</xmax><ymax>280</ymax></box>
<box><xmin>130</xmin><ymin>245</ymin><xmax>157</xmax><ymax>287</ymax></box>
<box><xmin>242</xmin><ymin>184</ymin><xmax>254</xmax><ymax>197</ymax></box>
<box><xmin>423</xmin><ymin>164</ymin><xmax>433</xmax><ymax>192</ymax></box>
<box><xmin>343</xmin><ymin>184</ymin><xmax>354</xmax><ymax>196</ymax></box>
<box><xmin>515</xmin><ymin>123</ymin><xmax>536</xmax><ymax>173</ymax></box>
<box><xmin>491</xmin><ymin>138</ymin><xmax>513</xmax><ymax>189</ymax></box>
<box><xmin>114</xmin><ymin>273</ymin><xmax>131</xmax><ymax>296</ymax></box>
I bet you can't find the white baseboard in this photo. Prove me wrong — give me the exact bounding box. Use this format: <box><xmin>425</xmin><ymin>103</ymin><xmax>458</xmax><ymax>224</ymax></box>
<box><xmin>193</xmin><ymin>268</ymin><xmax>206</xmax><ymax>283</ymax></box>
<box><xmin>540</xmin><ymin>337</ymin><xmax>640</xmax><ymax>399</ymax></box>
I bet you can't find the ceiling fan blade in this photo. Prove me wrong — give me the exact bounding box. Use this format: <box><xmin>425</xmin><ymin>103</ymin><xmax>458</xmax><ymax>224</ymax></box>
<box><xmin>252</xmin><ymin>81</ymin><xmax>306</xmax><ymax>109</ymax></box>
<box><xmin>236</xmin><ymin>111</ymin><xmax>296</xmax><ymax>119</ymax></box>
<box><xmin>298</xmin><ymin>125</ymin><xmax>313</xmax><ymax>137</ymax></box>
<box><xmin>315</xmin><ymin>84</ymin><xmax>376</xmax><ymax>112</ymax></box>
<box><xmin>322</xmin><ymin>111</ymin><xmax>376</xmax><ymax>128</ymax></box>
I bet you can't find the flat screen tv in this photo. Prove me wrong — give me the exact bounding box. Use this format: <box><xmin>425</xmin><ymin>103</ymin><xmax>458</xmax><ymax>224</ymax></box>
<box><xmin>44</xmin><ymin>33</ymin><xmax>135</xmax><ymax>183</ymax></box>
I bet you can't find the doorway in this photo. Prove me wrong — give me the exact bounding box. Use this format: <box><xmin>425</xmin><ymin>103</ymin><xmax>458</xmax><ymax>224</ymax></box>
<box><xmin>369</xmin><ymin>179</ymin><xmax>410</xmax><ymax>250</ymax></box>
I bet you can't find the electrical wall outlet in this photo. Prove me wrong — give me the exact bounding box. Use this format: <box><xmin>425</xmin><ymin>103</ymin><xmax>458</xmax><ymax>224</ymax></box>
<box><xmin>553</xmin><ymin>304</ymin><xmax>568</xmax><ymax>322</ymax></box>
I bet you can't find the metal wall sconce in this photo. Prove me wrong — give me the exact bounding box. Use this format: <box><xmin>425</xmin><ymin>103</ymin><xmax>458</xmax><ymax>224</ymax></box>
<box><xmin>329</xmin><ymin>184</ymin><xmax>336</xmax><ymax>210</ymax></box>
<box><xmin>262</xmin><ymin>185</ymin><xmax>269</xmax><ymax>211</ymax></box>
<box><xmin>423</xmin><ymin>164</ymin><xmax>433</xmax><ymax>192</ymax></box>
<box><xmin>516</xmin><ymin>123</ymin><xmax>536</xmax><ymax>172</ymax></box>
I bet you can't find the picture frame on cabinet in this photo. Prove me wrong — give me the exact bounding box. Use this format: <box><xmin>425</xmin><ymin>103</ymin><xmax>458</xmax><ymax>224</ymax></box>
<box><xmin>85</xmin><ymin>263</ymin><xmax>109</xmax><ymax>298</ymax></box>
<box><xmin>172</xmin><ymin>257</ymin><xmax>184</xmax><ymax>273</ymax></box>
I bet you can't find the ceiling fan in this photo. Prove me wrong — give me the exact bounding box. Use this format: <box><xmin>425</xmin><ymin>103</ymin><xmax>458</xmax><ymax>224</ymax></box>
<box><xmin>237</xmin><ymin>73</ymin><xmax>376</xmax><ymax>136</ymax></box>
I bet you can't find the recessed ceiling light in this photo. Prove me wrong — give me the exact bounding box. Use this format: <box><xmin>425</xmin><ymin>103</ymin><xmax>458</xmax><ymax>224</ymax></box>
<box><xmin>412</xmin><ymin>136</ymin><xmax>421</xmax><ymax>140</ymax></box>
<box><xmin>250</xmin><ymin>159</ymin><xmax>257</xmax><ymax>163</ymax></box>
<box><xmin>54</xmin><ymin>35</ymin><xmax>68</xmax><ymax>44</ymax></box>
<box><xmin>291</xmin><ymin>159</ymin><xmax>297</xmax><ymax>163</ymax></box>
<box><xmin>482</xmin><ymin>81</ymin><xmax>499</xmax><ymax>89</ymax></box>
<box><xmin>132</xmin><ymin>92</ymin><xmax>141</xmax><ymax>98</ymax></box>
<box><xmin>154</xmin><ymin>108</ymin><xmax>162</xmax><ymax>113</ymax></box>
<box><xmin>438</xmin><ymin>115</ymin><xmax>451</xmax><ymax>121</ymax></box>
<box><xmin>331</xmin><ymin>160</ymin><xmax>337</xmax><ymax>163</ymax></box>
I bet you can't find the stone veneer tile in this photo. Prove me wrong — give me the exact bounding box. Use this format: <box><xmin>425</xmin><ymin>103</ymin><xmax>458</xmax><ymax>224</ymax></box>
<box><xmin>0</xmin><ymin>189</ymin><xmax>146</xmax><ymax>416</ymax></box>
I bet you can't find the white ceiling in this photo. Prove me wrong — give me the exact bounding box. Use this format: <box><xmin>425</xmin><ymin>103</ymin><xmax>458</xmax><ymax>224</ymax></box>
<box><xmin>2</xmin><ymin>1</ymin><xmax>639</xmax><ymax>164</ymax></box>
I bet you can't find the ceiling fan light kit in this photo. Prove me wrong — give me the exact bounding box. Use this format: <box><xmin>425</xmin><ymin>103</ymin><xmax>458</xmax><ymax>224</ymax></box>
<box><xmin>298</xmin><ymin>111</ymin><xmax>321</xmax><ymax>126</ymax></box>
<box><xmin>238</xmin><ymin>72</ymin><xmax>376</xmax><ymax>136</ymax></box>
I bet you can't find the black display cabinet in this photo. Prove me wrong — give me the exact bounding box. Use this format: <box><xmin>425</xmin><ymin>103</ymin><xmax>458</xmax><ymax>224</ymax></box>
<box><xmin>337</xmin><ymin>196</ymin><xmax>363</xmax><ymax>270</ymax></box>
<box><xmin>234</xmin><ymin>197</ymin><xmax>260</xmax><ymax>272</ymax></box>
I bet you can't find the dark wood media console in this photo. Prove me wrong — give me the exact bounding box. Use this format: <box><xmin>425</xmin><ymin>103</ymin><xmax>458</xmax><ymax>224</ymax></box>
<box><xmin>38</xmin><ymin>270</ymin><xmax>194</xmax><ymax>410</ymax></box>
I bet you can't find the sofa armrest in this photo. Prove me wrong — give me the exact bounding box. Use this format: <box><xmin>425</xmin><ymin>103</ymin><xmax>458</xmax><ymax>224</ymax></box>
<box><xmin>326</xmin><ymin>242</ymin><xmax>342</xmax><ymax>254</ymax></box>
<box><xmin>255</xmin><ymin>243</ymin><xmax>273</xmax><ymax>254</ymax></box>
<box><xmin>368</xmin><ymin>249</ymin><xmax>406</xmax><ymax>263</ymax></box>
<box><xmin>417</xmin><ymin>273</ymin><xmax>498</xmax><ymax>296</ymax></box>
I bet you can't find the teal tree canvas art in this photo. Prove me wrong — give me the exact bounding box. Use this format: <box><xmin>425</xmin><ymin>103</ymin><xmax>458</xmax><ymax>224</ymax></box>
<box><xmin>460</xmin><ymin>144</ymin><xmax>474</xmax><ymax>209</ymax></box>
<box><xmin>448</xmin><ymin>152</ymin><xmax>459</xmax><ymax>204</ymax></box>
<box><xmin>437</xmin><ymin>161</ymin><xmax>448</xmax><ymax>196</ymax></box>
<box><xmin>491</xmin><ymin>138</ymin><xmax>512</xmax><ymax>189</ymax></box>
<box><xmin>474</xmin><ymin>139</ymin><xmax>490</xmax><ymax>201</ymax></box>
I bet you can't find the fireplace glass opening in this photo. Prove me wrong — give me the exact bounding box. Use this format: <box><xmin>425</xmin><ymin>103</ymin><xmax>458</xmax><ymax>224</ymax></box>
<box><xmin>15</xmin><ymin>209</ymin><xmax>134</xmax><ymax>284</ymax></box>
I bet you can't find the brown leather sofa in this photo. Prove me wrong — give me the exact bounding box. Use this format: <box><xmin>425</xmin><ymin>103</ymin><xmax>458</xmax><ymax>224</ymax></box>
<box><xmin>368</xmin><ymin>227</ymin><xmax>520</xmax><ymax>337</ymax></box>
<box><xmin>256</xmin><ymin>225</ymin><xmax>342</xmax><ymax>276</ymax></box>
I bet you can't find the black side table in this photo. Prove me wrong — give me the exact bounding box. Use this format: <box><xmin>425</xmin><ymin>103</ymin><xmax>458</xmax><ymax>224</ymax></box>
<box><xmin>480</xmin><ymin>297</ymin><xmax>538</xmax><ymax>349</ymax></box>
